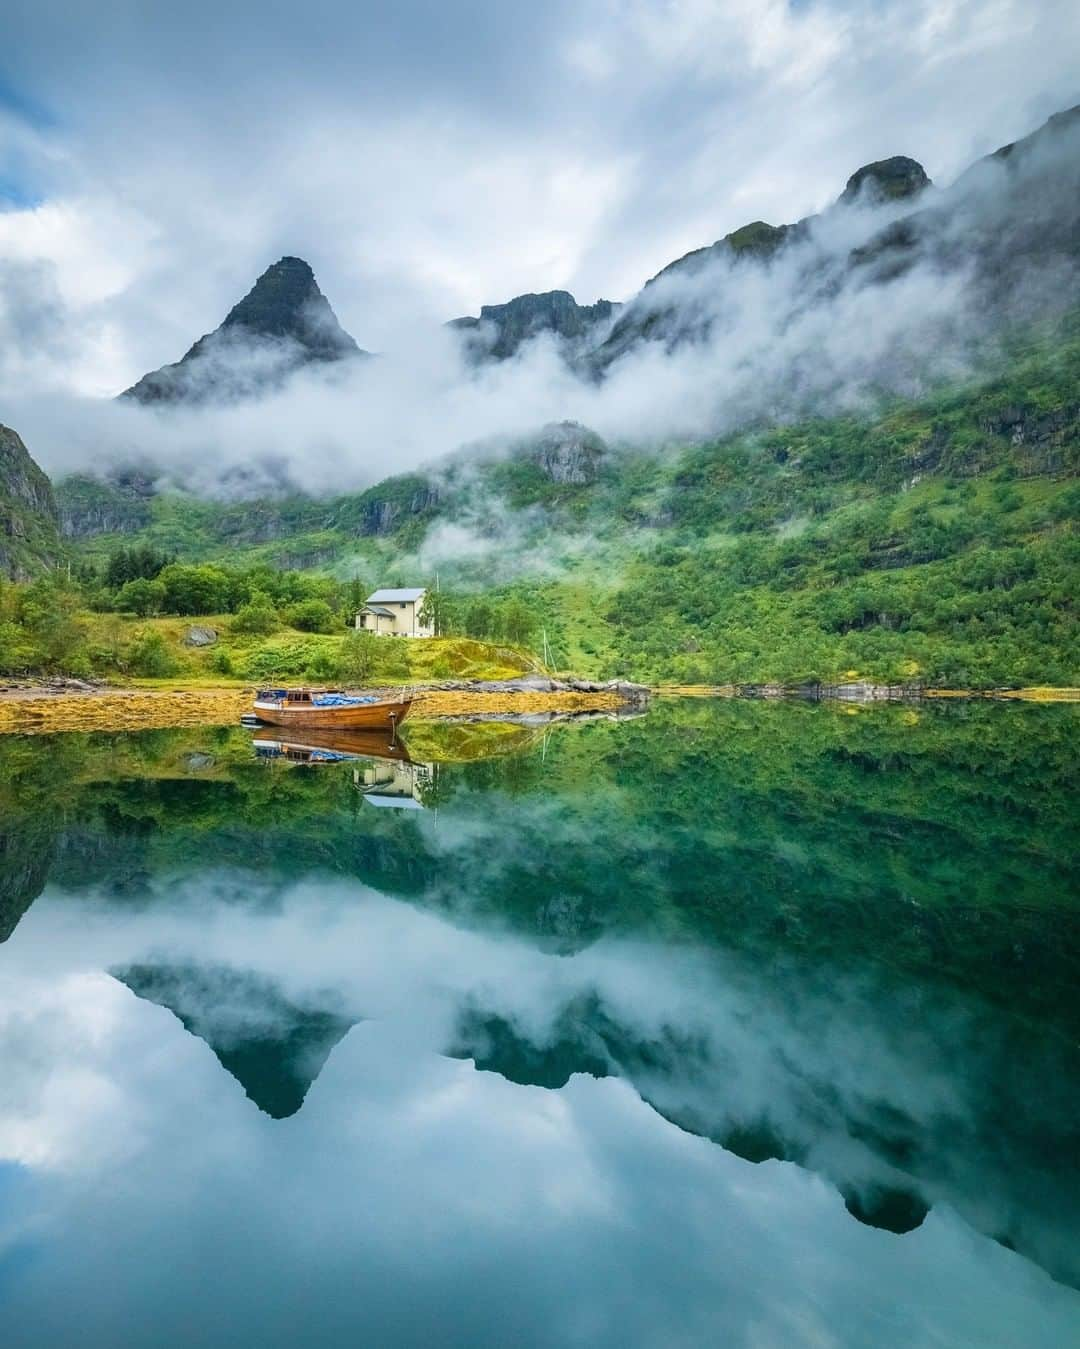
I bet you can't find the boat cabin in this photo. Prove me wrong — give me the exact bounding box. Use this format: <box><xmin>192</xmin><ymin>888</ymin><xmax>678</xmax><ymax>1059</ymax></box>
<box><xmin>256</xmin><ymin>688</ymin><xmax>342</xmax><ymax>705</ymax></box>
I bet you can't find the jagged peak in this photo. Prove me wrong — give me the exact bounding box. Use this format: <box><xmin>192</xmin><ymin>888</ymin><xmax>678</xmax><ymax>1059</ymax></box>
<box><xmin>839</xmin><ymin>156</ymin><xmax>931</xmax><ymax>206</ymax></box>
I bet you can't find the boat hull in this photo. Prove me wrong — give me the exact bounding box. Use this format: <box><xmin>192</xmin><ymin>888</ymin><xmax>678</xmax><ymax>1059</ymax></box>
<box><xmin>251</xmin><ymin>699</ymin><xmax>412</xmax><ymax>730</ymax></box>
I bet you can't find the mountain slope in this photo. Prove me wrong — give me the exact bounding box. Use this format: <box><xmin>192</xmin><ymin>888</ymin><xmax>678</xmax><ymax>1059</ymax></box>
<box><xmin>0</xmin><ymin>423</ymin><xmax>61</xmax><ymax>578</ymax></box>
<box><xmin>57</xmin><ymin>306</ymin><xmax>1080</xmax><ymax>686</ymax></box>
<box><xmin>121</xmin><ymin>256</ymin><xmax>368</xmax><ymax>404</ymax></box>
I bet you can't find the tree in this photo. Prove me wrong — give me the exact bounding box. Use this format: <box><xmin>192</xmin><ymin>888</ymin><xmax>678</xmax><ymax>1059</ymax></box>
<box><xmin>464</xmin><ymin>598</ymin><xmax>494</xmax><ymax>639</ymax></box>
<box><xmin>336</xmin><ymin>631</ymin><xmax>410</xmax><ymax>685</ymax></box>
<box><xmin>337</xmin><ymin>630</ymin><xmax>378</xmax><ymax>684</ymax></box>
<box><xmin>158</xmin><ymin>564</ymin><xmax>231</xmax><ymax>616</ymax></box>
<box><xmin>501</xmin><ymin>598</ymin><xmax>535</xmax><ymax>646</ymax></box>
<box><xmin>116</xmin><ymin>577</ymin><xmax>166</xmax><ymax>617</ymax></box>
<box><xmin>419</xmin><ymin>588</ymin><xmax>454</xmax><ymax>636</ymax></box>
<box><xmin>16</xmin><ymin>580</ymin><xmax>88</xmax><ymax>673</ymax></box>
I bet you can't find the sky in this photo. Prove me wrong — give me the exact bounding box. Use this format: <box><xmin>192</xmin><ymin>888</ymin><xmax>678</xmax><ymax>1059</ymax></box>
<box><xmin>1</xmin><ymin>0</ymin><xmax>1078</xmax><ymax>403</ymax></box>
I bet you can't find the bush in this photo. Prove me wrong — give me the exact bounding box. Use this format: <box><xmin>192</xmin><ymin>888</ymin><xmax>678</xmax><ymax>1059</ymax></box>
<box><xmin>336</xmin><ymin>631</ymin><xmax>410</xmax><ymax>685</ymax></box>
<box><xmin>284</xmin><ymin>599</ymin><xmax>337</xmax><ymax>633</ymax></box>
<box><xmin>232</xmin><ymin>593</ymin><xmax>280</xmax><ymax>636</ymax></box>
<box><xmin>305</xmin><ymin>647</ymin><xmax>337</xmax><ymax>680</ymax></box>
<box><xmin>243</xmin><ymin>638</ymin><xmax>322</xmax><ymax>680</ymax></box>
<box><xmin>208</xmin><ymin>646</ymin><xmax>235</xmax><ymax>676</ymax></box>
<box><xmin>128</xmin><ymin>629</ymin><xmax>181</xmax><ymax>677</ymax></box>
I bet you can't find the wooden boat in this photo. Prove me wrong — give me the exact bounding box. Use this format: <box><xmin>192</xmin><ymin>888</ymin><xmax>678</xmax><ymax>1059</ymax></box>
<box><xmin>250</xmin><ymin>687</ymin><xmax>412</xmax><ymax>730</ymax></box>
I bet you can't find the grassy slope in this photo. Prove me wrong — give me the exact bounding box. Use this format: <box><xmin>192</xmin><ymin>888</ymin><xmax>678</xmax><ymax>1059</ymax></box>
<box><xmin>58</xmin><ymin>312</ymin><xmax>1080</xmax><ymax>686</ymax></box>
<box><xmin>77</xmin><ymin>612</ymin><xmax>534</xmax><ymax>683</ymax></box>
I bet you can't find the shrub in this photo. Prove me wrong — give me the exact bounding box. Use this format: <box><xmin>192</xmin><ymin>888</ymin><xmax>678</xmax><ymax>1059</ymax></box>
<box><xmin>232</xmin><ymin>593</ymin><xmax>280</xmax><ymax>636</ymax></box>
<box><xmin>284</xmin><ymin>599</ymin><xmax>337</xmax><ymax>633</ymax></box>
<box><xmin>128</xmin><ymin>629</ymin><xmax>181</xmax><ymax>678</ymax></box>
<box><xmin>208</xmin><ymin>646</ymin><xmax>235</xmax><ymax>676</ymax></box>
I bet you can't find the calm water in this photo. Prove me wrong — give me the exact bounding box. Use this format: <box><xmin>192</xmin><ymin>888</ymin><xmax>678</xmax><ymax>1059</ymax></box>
<box><xmin>0</xmin><ymin>700</ymin><xmax>1078</xmax><ymax>1347</ymax></box>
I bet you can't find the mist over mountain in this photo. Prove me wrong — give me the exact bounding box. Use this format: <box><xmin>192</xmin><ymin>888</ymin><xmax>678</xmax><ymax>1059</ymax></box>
<box><xmin>5</xmin><ymin>99</ymin><xmax>1066</xmax><ymax>506</ymax></box>
<box><xmin>121</xmin><ymin>256</ymin><xmax>369</xmax><ymax>405</ymax></box>
<box><xmin>448</xmin><ymin>290</ymin><xmax>620</xmax><ymax>365</ymax></box>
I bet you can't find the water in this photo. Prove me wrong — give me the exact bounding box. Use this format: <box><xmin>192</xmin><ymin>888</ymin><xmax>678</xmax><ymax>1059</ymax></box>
<box><xmin>0</xmin><ymin>700</ymin><xmax>1078</xmax><ymax>1347</ymax></box>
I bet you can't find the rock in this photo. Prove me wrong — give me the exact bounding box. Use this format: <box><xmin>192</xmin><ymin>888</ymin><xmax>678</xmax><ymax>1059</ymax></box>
<box><xmin>183</xmin><ymin>625</ymin><xmax>218</xmax><ymax>647</ymax></box>
<box><xmin>182</xmin><ymin>752</ymin><xmax>215</xmax><ymax>772</ymax></box>
<box><xmin>525</xmin><ymin>422</ymin><xmax>608</xmax><ymax>485</ymax></box>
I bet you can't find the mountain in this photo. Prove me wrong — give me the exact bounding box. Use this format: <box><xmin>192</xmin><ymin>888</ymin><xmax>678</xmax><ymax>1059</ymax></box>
<box><xmin>448</xmin><ymin>289</ymin><xmax>618</xmax><ymax>363</ymax></box>
<box><xmin>121</xmin><ymin>256</ymin><xmax>369</xmax><ymax>405</ymax></box>
<box><xmin>0</xmin><ymin>423</ymin><xmax>61</xmax><ymax>577</ymax></box>
<box><xmin>587</xmin><ymin>153</ymin><xmax>933</xmax><ymax>372</ymax></box>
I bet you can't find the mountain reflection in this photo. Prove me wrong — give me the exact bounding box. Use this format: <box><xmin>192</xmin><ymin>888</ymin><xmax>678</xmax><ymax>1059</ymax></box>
<box><xmin>115</xmin><ymin>963</ymin><xmax>357</xmax><ymax>1118</ymax></box>
<box><xmin>0</xmin><ymin>699</ymin><xmax>1077</xmax><ymax>1331</ymax></box>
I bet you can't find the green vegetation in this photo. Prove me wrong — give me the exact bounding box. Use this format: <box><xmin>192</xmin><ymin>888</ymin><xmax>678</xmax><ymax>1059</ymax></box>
<box><xmin>38</xmin><ymin>310</ymin><xmax>1080</xmax><ymax>686</ymax></box>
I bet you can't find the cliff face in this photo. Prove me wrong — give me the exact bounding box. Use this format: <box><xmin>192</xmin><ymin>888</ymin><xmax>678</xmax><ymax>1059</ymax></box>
<box><xmin>449</xmin><ymin>290</ymin><xmax>618</xmax><ymax>364</ymax></box>
<box><xmin>55</xmin><ymin>472</ymin><xmax>155</xmax><ymax>538</ymax></box>
<box><xmin>121</xmin><ymin>256</ymin><xmax>369</xmax><ymax>405</ymax></box>
<box><xmin>0</xmin><ymin>423</ymin><xmax>61</xmax><ymax>578</ymax></box>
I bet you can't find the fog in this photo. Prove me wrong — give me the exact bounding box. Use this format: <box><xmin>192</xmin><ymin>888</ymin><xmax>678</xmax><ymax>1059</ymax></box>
<box><xmin>3</xmin><ymin>104</ymin><xmax>1079</xmax><ymax>503</ymax></box>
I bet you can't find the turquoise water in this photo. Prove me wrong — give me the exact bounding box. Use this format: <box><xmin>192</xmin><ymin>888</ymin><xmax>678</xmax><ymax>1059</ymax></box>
<box><xmin>0</xmin><ymin>700</ymin><xmax>1077</xmax><ymax>1346</ymax></box>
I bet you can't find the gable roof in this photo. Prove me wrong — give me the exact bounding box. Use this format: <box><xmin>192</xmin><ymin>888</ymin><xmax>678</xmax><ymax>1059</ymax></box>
<box><xmin>366</xmin><ymin>587</ymin><xmax>426</xmax><ymax>603</ymax></box>
<box><xmin>362</xmin><ymin>604</ymin><xmax>396</xmax><ymax>617</ymax></box>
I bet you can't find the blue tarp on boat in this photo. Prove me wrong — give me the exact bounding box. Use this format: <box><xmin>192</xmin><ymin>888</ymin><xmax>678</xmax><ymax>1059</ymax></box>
<box><xmin>310</xmin><ymin>694</ymin><xmax>379</xmax><ymax>707</ymax></box>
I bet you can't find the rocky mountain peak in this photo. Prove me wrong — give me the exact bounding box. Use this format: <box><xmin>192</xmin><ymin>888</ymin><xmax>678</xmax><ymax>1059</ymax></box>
<box><xmin>449</xmin><ymin>290</ymin><xmax>618</xmax><ymax>363</ymax></box>
<box><xmin>839</xmin><ymin>156</ymin><xmax>931</xmax><ymax>206</ymax></box>
<box><xmin>217</xmin><ymin>255</ymin><xmax>359</xmax><ymax>358</ymax></box>
<box><xmin>121</xmin><ymin>255</ymin><xmax>367</xmax><ymax>404</ymax></box>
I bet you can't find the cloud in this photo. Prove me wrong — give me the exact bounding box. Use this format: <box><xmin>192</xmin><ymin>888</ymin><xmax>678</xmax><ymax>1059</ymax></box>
<box><xmin>0</xmin><ymin>0</ymin><xmax>1078</xmax><ymax>397</ymax></box>
<box><xmin>7</xmin><ymin>101</ymin><xmax>1077</xmax><ymax>507</ymax></box>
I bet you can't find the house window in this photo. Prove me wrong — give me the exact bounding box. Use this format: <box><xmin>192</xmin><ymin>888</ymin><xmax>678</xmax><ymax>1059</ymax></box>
<box><xmin>400</xmin><ymin>602</ymin><xmax>407</xmax><ymax>609</ymax></box>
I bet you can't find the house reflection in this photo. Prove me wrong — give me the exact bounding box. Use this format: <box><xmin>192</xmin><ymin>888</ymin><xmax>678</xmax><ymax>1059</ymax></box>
<box><xmin>354</xmin><ymin>758</ymin><xmax>436</xmax><ymax>809</ymax></box>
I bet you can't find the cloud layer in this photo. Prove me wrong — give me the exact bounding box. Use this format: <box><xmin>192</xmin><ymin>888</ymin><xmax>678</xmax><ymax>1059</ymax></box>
<box><xmin>0</xmin><ymin>2</ymin><xmax>1078</xmax><ymax>493</ymax></box>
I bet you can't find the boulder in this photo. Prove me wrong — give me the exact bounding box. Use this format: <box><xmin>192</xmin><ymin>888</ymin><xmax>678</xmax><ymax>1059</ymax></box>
<box><xmin>183</xmin><ymin>625</ymin><xmax>218</xmax><ymax>647</ymax></box>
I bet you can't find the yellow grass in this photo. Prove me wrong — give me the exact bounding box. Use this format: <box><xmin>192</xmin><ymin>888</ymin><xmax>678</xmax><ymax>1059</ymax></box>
<box><xmin>0</xmin><ymin>684</ymin><xmax>621</xmax><ymax>736</ymax></box>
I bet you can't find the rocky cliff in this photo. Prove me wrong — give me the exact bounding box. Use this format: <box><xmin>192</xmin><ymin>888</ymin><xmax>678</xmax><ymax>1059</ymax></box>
<box><xmin>449</xmin><ymin>290</ymin><xmax>618</xmax><ymax>364</ymax></box>
<box><xmin>0</xmin><ymin>423</ymin><xmax>61</xmax><ymax>577</ymax></box>
<box><xmin>121</xmin><ymin>256</ymin><xmax>369</xmax><ymax>404</ymax></box>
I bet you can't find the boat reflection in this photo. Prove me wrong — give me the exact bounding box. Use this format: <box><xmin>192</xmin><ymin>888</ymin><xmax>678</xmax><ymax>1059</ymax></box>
<box><xmin>252</xmin><ymin>726</ymin><xmax>414</xmax><ymax>765</ymax></box>
<box><xmin>250</xmin><ymin>727</ymin><xmax>436</xmax><ymax>808</ymax></box>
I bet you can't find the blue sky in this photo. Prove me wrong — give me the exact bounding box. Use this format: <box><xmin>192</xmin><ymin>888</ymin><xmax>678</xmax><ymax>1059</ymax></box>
<box><xmin>0</xmin><ymin>0</ymin><xmax>1077</xmax><ymax>396</ymax></box>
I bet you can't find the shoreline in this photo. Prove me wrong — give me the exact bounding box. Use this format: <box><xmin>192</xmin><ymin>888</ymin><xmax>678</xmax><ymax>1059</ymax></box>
<box><xmin>0</xmin><ymin>677</ymin><xmax>1076</xmax><ymax>736</ymax></box>
<box><xmin>0</xmin><ymin>683</ymin><xmax>632</xmax><ymax>736</ymax></box>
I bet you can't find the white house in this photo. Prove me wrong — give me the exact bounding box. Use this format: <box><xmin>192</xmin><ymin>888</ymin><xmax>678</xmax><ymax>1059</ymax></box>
<box><xmin>354</xmin><ymin>587</ymin><xmax>434</xmax><ymax>638</ymax></box>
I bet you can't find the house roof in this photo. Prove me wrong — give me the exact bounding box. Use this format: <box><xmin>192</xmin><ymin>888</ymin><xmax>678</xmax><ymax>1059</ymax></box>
<box><xmin>362</xmin><ymin>604</ymin><xmax>396</xmax><ymax>617</ymax></box>
<box><xmin>367</xmin><ymin>587</ymin><xmax>426</xmax><ymax>603</ymax></box>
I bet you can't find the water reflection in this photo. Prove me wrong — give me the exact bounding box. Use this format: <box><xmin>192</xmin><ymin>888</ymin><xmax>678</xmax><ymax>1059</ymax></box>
<box><xmin>0</xmin><ymin>701</ymin><xmax>1077</xmax><ymax>1346</ymax></box>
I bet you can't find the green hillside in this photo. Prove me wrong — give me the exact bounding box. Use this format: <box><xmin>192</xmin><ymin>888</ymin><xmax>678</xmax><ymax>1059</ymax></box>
<box><xmin>50</xmin><ymin>310</ymin><xmax>1080</xmax><ymax>688</ymax></box>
